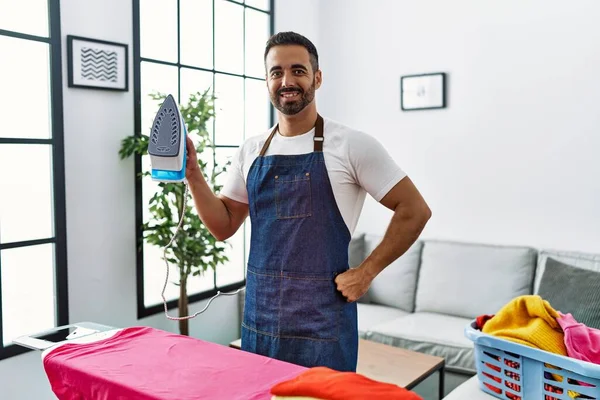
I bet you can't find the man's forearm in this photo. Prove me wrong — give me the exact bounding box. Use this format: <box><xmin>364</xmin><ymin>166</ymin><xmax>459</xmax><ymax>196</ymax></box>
<box><xmin>187</xmin><ymin>171</ymin><xmax>235</xmax><ymax>241</ymax></box>
<box><xmin>361</xmin><ymin>204</ymin><xmax>431</xmax><ymax>280</ymax></box>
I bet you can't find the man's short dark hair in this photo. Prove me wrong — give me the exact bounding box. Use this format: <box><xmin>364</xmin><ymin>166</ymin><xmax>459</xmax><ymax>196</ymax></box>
<box><xmin>264</xmin><ymin>31</ymin><xmax>319</xmax><ymax>73</ymax></box>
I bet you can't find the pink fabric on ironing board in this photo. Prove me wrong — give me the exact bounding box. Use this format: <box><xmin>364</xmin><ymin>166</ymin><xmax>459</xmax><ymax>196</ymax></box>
<box><xmin>43</xmin><ymin>326</ymin><xmax>307</xmax><ymax>400</ymax></box>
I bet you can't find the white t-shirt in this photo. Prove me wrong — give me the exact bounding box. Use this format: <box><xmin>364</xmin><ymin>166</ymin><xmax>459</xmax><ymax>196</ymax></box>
<box><xmin>221</xmin><ymin>117</ymin><xmax>406</xmax><ymax>234</ymax></box>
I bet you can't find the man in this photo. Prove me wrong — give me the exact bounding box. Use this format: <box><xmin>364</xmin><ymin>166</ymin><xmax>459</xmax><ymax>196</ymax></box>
<box><xmin>184</xmin><ymin>32</ymin><xmax>431</xmax><ymax>372</ymax></box>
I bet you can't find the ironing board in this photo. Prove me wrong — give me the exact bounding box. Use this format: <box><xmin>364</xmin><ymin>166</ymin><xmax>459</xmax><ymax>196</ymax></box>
<box><xmin>14</xmin><ymin>322</ymin><xmax>307</xmax><ymax>400</ymax></box>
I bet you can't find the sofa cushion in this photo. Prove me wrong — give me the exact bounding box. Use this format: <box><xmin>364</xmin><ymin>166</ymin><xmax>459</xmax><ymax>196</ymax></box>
<box><xmin>365</xmin><ymin>236</ymin><xmax>422</xmax><ymax>312</ymax></box>
<box><xmin>349</xmin><ymin>234</ymin><xmax>371</xmax><ymax>303</ymax></box>
<box><xmin>537</xmin><ymin>257</ymin><xmax>600</xmax><ymax>329</ymax></box>
<box><xmin>366</xmin><ymin>312</ymin><xmax>476</xmax><ymax>372</ymax></box>
<box><xmin>534</xmin><ymin>249</ymin><xmax>600</xmax><ymax>293</ymax></box>
<box><xmin>239</xmin><ymin>286</ymin><xmax>246</xmax><ymax>314</ymax></box>
<box><xmin>357</xmin><ymin>303</ymin><xmax>409</xmax><ymax>338</ymax></box>
<box><xmin>414</xmin><ymin>240</ymin><xmax>537</xmax><ymax>319</ymax></box>
<box><xmin>349</xmin><ymin>234</ymin><xmax>366</xmax><ymax>268</ymax></box>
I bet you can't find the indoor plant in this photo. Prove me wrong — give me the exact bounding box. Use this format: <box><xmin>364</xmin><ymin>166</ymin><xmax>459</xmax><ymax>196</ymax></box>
<box><xmin>119</xmin><ymin>89</ymin><xmax>230</xmax><ymax>335</ymax></box>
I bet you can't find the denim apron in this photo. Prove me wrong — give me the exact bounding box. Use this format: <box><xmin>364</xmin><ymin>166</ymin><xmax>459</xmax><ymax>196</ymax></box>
<box><xmin>241</xmin><ymin>115</ymin><xmax>358</xmax><ymax>372</ymax></box>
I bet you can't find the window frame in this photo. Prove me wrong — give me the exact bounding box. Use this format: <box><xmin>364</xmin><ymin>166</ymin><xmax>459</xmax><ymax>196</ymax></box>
<box><xmin>0</xmin><ymin>0</ymin><xmax>69</xmax><ymax>361</ymax></box>
<box><xmin>133</xmin><ymin>0</ymin><xmax>275</xmax><ymax>319</ymax></box>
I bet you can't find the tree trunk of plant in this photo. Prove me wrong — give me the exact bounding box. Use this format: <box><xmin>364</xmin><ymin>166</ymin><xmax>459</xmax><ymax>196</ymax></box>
<box><xmin>177</xmin><ymin>190</ymin><xmax>189</xmax><ymax>336</ymax></box>
<box><xmin>179</xmin><ymin>271</ymin><xmax>189</xmax><ymax>336</ymax></box>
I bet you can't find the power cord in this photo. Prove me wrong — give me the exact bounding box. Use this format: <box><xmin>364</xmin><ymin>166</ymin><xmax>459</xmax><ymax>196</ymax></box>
<box><xmin>161</xmin><ymin>182</ymin><xmax>242</xmax><ymax>321</ymax></box>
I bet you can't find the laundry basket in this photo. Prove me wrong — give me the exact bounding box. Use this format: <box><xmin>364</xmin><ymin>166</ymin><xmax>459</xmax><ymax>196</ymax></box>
<box><xmin>465</xmin><ymin>321</ymin><xmax>600</xmax><ymax>400</ymax></box>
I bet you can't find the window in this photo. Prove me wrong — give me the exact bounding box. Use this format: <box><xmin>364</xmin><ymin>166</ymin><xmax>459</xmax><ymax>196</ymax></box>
<box><xmin>0</xmin><ymin>0</ymin><xmax>68</xmax><ymax>360</ymax></box>
<box><xmin>133</xmin><ymin>0</ymin><xmax>274</xmax><ymax>317</ymax></box>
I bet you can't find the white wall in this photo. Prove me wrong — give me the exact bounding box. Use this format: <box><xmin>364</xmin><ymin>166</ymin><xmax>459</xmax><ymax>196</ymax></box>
<box><xmin>274</xmin><ymin>0</ymin><xmax>322</xmax><ymax>118</ymax></box>
<box><xmin>274</xmin><ymin>0</ymin><xmax>320</xmax><ymax>48</ymax></box>
<box><xmin>0</xmin><ymin>0</ymin><xmax>238</xmax><ymax>398</ymax></box>
<box><xmin>277</xmin><ymin>0</ymin><xmax>600</xmax><ymax>253</ymax></box>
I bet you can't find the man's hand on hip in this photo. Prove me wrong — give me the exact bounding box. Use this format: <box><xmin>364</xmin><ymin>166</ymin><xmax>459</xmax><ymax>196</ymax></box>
<box><xmin>334</xmin><ymin>266</ymin><xmax>375</xmax><ymax>302</ymax></box>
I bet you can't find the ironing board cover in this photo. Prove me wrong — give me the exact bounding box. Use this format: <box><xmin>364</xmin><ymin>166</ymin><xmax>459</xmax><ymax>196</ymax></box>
<box><xmin>42</xmin><ymin>326</ymin><xmax>306</xmax><ymax>400</ymax></box>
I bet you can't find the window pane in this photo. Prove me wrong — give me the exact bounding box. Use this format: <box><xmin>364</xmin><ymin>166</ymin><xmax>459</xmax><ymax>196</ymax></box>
<box><xmin>180</xmin><ymin>68</ymin><xmax>215</xmax><ymax>142</ymax></box>
<box><xmin>214</xmin><ymin>147</ymin><xmax>244</xmax><ymax>287</ymax></box>
<box><xmin>139</xmin><ymin>61</ymin><xmax>179</xmax><ymax>305</ymax></box>
<box><xmin>1</xmin><ymin>244</ymin><xmax>55</xmax><ymax>346</ymax></box>
<box><xmin>0</xmin><ymin>36</ymin><xmax>51</xmax><ymax>139</ymax></box>
<box><xmin>180</xmin><ymin>0</ymin><xmax>213</xmax><ymax>69</ymax></box>
<box><xmin>216</xmin><ymin>223</ymin><xmax>245</xmax><ymax>287</ymax></box>
<box><xmin>196</xmin><ymin>148</ymin><xmax>232</xmax><ymax>198</ymax></box>
<box><xmin>0</xmin><ymin>0</ymin><xmax>49</xmax><ymax>37</ymax></box>
<box><xmin>140</xmin><ymin>0</ymin><xmax>178</xmax><ymax>62</ymax></box>
<box><xmin>244</xmin><ymin>219</ymin><xmax>251</xmax><ymax>267</ymax></box>
<box><xmin>197</xmin><ymin>146</ymin><xmax>215</xmax><ymax>191</ymax></box>
<box><xmin>0</xmin><ymin>144</ymin><xmax>53</xmax><ymax>244</ymax></box>
<box><xmin>214</xmin><ymin>74</ymin><xmax>244</xmax><ymax>145</ymax></box>
<box><xmin>143</xmin><ymin>241</ymin><xmax>215</xmax><ymax>307</ymax></box>
<box><xmin>141</xmin><ymin>154</ymin><xmax>160</xmax><ymax>226</ymax></box>
<box><xmin>140</xmin><ymin>61</ymin><xmax>179</xmax><ymax>137</ymax></box>
<box><xmin>214</xmin><ymin>0</ymin><xmax>243</xmax><ymax>75</ymax></box>
<box><xmin>214</xmin><ymin>147</ymin><xmax>236</xmax><ymax>191</ymax></box>
<box><xmin>186</xmin><ymin>266</ymin><xmax>216</xmax><ymax>297</ymax></box>
<box><xmin>245</xmin><ymin>8</ymin><xmax>270</xmax><ymax>78</ymax></box>
<box><xmin>180</xmin><ymin>68</ymin><xmax>213</xmax><ymax>109</ymax></box>
<box><xmin>245</xmin><ymin>0</ymin><xmax>270</xmax><ymax>11</ymax></box>
<box><xmin>140</xmin><ymin>155</ymin><xmax>215</xmax><ymax>308</ymax></box>
<box><xmin>140</xmin><ymin>151</ymin><xmax>215</xmax><ymax>308</ymax></box>
<box><xmin>245</xmin><ymin>78</ymin><xmax>270</xmax><ymax>138</ymax></box>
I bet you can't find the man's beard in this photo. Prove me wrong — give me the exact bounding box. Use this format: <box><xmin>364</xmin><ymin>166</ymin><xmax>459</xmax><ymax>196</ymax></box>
<box><xmin>270</xmin><ymin>80</ymin><xmax>316</xmax><ymax>115</ymax></box>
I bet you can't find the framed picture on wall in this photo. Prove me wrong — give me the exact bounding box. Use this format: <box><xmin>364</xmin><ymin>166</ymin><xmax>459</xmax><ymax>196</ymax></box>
<box><xmin>400</xmin><ymin>72</ymin><xmax>446</xmax><ymax>111</ymax></box>
<box><xmin>67</xmin><ymin>35</ymin><xmax>128</xmax><ymax>91</ymax></box>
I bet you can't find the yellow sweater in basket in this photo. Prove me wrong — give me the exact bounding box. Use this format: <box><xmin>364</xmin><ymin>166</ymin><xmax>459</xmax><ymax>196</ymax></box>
<box><xmin>482</xmin><ymin>295</ymin><xmax>586</xmax><ymax>399</ymax></box>
<box><xmin>482</xmin><ymin>294</ymin><xmax>567</xmax><ymax>356</ymax></box>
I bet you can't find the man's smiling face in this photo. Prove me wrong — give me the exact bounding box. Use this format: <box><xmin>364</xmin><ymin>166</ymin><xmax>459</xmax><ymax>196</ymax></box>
<box><xmin>265</xmin><ymin>44</ymin><xmax>321</xmax><ymax>115</ymax></box>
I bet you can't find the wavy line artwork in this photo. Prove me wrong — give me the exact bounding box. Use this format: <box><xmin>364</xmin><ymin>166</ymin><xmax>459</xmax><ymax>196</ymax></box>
<box><xmin>80</xmin><ymin>47</ymin><xmax>118</xmax><ymax>82</ymax></box>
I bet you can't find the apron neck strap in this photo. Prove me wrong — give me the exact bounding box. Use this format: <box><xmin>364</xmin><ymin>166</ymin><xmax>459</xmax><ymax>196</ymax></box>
<box><xmin>259</xmin><ymin>114</ymin><xmax>324</xmax><ymax>156</ymax></box>
<box><xmin>314</xmin><ymin>114</ymin><xmax>324</xmax><ymax>152</ymax></box>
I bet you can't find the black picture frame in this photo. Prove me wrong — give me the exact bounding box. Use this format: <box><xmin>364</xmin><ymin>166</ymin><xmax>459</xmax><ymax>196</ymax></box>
<box><xmin>67</xmin><ymin>35</ymin><xmax>129</xmax><ymax>92</ymax></box>
<box><xmin>400</xmin><ymin>72</ymin><xmax>446</xmax><ymax>111</ymax></box>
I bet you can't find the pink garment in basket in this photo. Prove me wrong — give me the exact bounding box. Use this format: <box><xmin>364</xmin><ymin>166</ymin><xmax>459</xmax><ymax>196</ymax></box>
<box><xmin>557</xmin><ymin>312</ymin><xmax>600</xmax><ymax>365</ymax></box>
<box><xmin>43</xmin><ymin>326</ymin><xmax>307</xmax><ymax>400</ymax></box>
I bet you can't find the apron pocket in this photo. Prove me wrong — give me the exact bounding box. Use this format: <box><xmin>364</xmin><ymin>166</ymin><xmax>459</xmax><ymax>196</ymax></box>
<box><xmin>243</xmin><ymin>267</ymin><xmax>281</xmax><ymax>336</ymax></box>
<box><xmin>279</xmin><ymin>273</ymin><xmax>343</xmax><ymax>341</ymax></box>
<box><xmin>275</xmin><ymin>173</ymin><xmax>312</xmax><ymax>219</ymax></box>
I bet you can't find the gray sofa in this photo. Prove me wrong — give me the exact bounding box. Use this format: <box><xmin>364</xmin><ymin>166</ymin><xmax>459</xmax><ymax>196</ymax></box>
<box><xmin>349</xmin><ymin>234</ymin><xmax>600</xmax><ymax>398</ymax></box>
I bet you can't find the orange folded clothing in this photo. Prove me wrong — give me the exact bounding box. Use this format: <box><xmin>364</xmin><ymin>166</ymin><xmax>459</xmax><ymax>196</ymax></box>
<box><xmin>270</xmin><ymin>366</ymin><xmax>423</xmax><ymax>400</ymax></box>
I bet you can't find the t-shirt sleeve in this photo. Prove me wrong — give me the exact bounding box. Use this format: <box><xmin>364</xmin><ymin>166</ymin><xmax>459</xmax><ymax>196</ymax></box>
<box><xmin>347</xmin><ymin>131</ymin><xmax>407</xmax><ymax>202</ymax></box>
<box><xmin>219</xmin><ymin>145</ymin><xmax>249</xmax><ymax>204</ymax></box>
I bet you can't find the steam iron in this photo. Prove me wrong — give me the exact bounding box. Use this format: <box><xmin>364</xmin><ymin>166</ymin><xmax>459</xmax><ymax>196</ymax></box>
<box><xmin>148</xmin><ymin>94</ymin><xmax>187</xmax><ymax>182</ymax></box>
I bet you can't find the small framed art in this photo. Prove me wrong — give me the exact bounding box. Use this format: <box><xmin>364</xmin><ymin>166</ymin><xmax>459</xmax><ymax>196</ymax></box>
<box><xmin>67</xmin><ymin>35</ymin><xmax>128</xmax><ymax>91</ymax></box>
<box><xmin>400</xmin><ymin>72</ymin><xmax>446</xmax><ymax>111</ymax></box>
